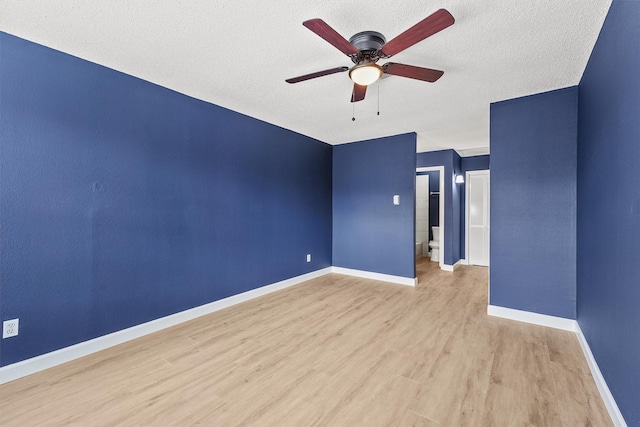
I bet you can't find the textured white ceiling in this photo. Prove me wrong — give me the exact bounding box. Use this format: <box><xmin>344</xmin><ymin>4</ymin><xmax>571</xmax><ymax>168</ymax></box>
<box><xmin>0</xmin><ymin>0</ymin><xmax>611</xmax><ymax>152</ymax></box>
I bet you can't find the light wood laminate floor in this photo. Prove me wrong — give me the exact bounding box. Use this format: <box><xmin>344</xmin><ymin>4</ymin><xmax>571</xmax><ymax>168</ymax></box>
<box><xmin>0</xmin><ymin>258</ymin><xmax>611</xmax><ymax>426</ymax></box>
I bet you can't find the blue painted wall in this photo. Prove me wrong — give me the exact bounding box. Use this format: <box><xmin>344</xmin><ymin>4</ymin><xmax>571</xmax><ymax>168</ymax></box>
<box><xmin>452</xmin><ymin>153</ymin><xmax>462</xmax><ymax>264</ymax></box>
<box><xmin>461</xmin><ymin>155</ymin><xmax>490</xmax><ymax>173</ymax></box>
<box><xmin>490</xmin><ymin>87</ymin><xmax>578</xmax><ymax>319</ymax></box>
<box><xmin>0</xmin><ymin>33</ymin><xmax>332</xmax><ymax>366</ymax></box>
<box><xmin>577</xmin><ymin>1</ymin><xmax>640</xmax><ymax>424</ymax></box>
<box><xmin>333</xmin><ymin>134</ymin><xmax>416</xmax><ymax>279</ymax></box>
<box><xmin>459</xmin><ymin>155</ymin><xmax>490</xmax><ymax>259</ymax></box>
<box><xmin>416</xmin><ymin>149</ymin><xmax>462</xmax><ymax>265</ymax></box>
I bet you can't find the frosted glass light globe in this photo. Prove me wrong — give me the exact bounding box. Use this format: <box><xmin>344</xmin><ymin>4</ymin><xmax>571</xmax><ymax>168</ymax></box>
<box><xmin>349</xmin><ymin>64</ymin><xmax>383</xmax><ymax>86</ymax></box>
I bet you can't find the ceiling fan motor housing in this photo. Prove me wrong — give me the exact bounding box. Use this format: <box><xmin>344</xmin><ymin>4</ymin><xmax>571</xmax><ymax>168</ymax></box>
<box><xmin>349</xmin><ymin>31</ymin><xmax>386</xmax><ymax>61</ymax></box>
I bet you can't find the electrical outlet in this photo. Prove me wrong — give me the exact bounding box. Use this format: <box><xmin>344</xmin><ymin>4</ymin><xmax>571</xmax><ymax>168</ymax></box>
<box><xmin>3</xmin><ymin>318</ymin><xmax>19</xmax><ymax>338</ymax></box>
<box><xmin>306</xmin><ymin>254</ymin><xmax>311</xmax><ymax>262</ymax></box>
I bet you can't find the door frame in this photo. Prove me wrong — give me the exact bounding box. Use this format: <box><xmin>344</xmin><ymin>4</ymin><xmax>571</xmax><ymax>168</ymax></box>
<box><xmin>415</xmin><ymin>174</ymin><xmax>429</xmax><ymax>257</ymax></box>
<box><xmin>416</xmin><ymin>166</ymin><xmax>445</xmax><ymax>270</ymax></box>
<box><xmin>465</xmin><ymin>169</ymin><xmax>490</xmax><ymax>267</ymax></box>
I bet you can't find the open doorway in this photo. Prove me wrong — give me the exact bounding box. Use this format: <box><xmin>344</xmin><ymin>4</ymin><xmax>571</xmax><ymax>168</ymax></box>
<box><xmin>416</xmin><ymin>166</ymin><xmax>445</xmax><ymax>271</ymax></box>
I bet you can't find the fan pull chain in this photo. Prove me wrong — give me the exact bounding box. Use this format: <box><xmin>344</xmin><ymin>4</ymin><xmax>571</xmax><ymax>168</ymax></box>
<box><xmin>352</xmin><ymin>102</ymin><xmax>355</xmax><ymax>121</ymax></box>
<box><xmin>377</xmin><ymin>81</ymin><xmax>380</xmax><ymax>116</ymax></box>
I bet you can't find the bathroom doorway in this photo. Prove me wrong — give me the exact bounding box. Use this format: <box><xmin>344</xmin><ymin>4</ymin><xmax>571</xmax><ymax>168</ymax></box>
<box><xmin>416</xmin><ymin>173</ymin><xmax>430</xmax><ymax>258</ymax></box>
<box><xmin>416</xmin><ymin>166</ymin><xmax>445</xmax><ymax>270</ymax></box>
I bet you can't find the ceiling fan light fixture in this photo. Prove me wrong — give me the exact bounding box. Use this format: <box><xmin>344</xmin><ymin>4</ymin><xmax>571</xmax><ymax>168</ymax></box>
<box><xmin>349</xmin><ymin>63</ymin><xmax>383</xmax><ymax>86</ymax></box>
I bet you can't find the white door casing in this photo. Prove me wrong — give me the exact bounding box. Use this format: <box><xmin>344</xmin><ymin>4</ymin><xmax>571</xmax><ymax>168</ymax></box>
<box><xmin>415</xmin><ymin>174</ymin><xmax>430</xmax><ymax>256</ymax></box>
<box><xmin>416</xmin><ymin>167</ymin><xmax>444</xmax><ymax>269</ymax></box>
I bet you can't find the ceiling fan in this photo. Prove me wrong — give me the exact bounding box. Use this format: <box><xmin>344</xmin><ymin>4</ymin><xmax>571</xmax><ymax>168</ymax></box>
<box><xmin>286</xmin><ymin>9</ymin><xmax>455</xmax><ymax>103</ymax></box>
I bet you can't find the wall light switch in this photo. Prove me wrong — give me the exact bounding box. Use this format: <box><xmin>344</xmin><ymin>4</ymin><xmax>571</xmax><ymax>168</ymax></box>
<box><xmin>306</xmin><ymin>254</ymin><xmax>311</xmax><ymax>262</ymax></box>
<box><xmin>393</xmin><ymin>195</ymin><xmax>400</xmax><ymax>205</ymax></box>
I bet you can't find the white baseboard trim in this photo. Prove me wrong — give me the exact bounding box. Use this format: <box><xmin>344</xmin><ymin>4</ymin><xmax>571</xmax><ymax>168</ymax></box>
<box><xmin>487</xmin><ymin>305</ymin><xmax>577</xmax><ymax>332</ymax></box>
<box><xmin>576</xmin><ymin>324</ymin><xmax>627</xmax><ymax>427</ymax></box>
<box><xmin>441</xmin><ymin>259</ymin><xmax>465</xmax><ymax>272</ymax></box>
<box><xmin>331</xmin><ymin>266</ymin><xmax>416</xmax><ymax>287</ymax></box>
<box><xmin>0</xmin><ymin>267</ymin><xmax>332</xmax><ymax>385</ymax></box>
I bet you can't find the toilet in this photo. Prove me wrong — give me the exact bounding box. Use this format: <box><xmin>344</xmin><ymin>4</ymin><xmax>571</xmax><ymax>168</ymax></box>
<box><xmin>428</xmin><ymin>226</ymin><xmax>440</xmax><ymax>262</ymax></box>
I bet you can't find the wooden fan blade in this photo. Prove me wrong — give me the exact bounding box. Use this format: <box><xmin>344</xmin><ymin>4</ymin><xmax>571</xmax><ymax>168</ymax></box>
<box><xmin>380</xmin><ymin>9</ymin><xmax>454</xmax><ymax>57</ymax></box>
<box><xmin>351</xmin><ymin>84</ymin><xmax>367</xmax><ymax>102</ymax></box>
<box><xmin>303</xmin><ymin>19</ymin><xmax>359</xmax><ymax>56</ymax></box>
<box><xmin>383</xmin><ymin>62</ymin><xmax>444</xmax><ymax>82</ymax></box>
<box><xmin>286</xmin><ymin>66</ymin><xmax>349</xmax><ymax>84</ymax></box>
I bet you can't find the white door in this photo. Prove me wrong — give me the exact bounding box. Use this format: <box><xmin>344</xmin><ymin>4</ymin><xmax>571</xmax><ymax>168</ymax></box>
<box><xmin>416</xmin><ymin>174</ymin><xmax>429</xmax><ymax>256</ymax></box>
<box><xmin>467</xmin><ymin>171</ymin><xmax>490</xmax><ymax>266</ymax></box>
